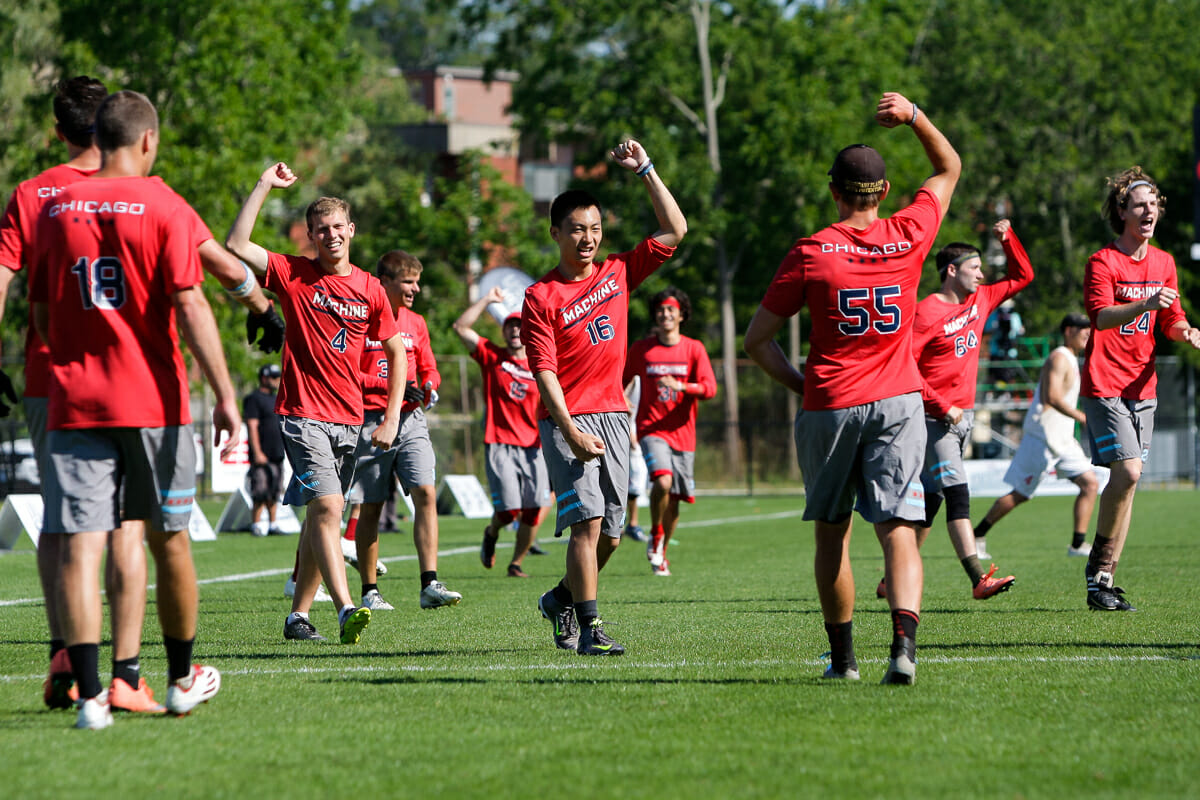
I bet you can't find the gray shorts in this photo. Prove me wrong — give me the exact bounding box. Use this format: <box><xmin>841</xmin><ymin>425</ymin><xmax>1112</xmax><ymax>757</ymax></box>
<box><xmin>641</xmin><ymin>435</ymin><xmax>696</xmax><ymax>502</ymax></box>
<box><xmin>280</xmin><ymin>415</ymin><xmax>360</xmax><ymax>507</ymax></box>
<box><xmin>922</xmin><ymin>411</ymin><xmax>974</xmax><ymax>493</ymax></box>
<box><xmin>485</xmin><ymin>442</ymin><xmax>551</xmax><ymax>511</ymax></box>
<box><xmin>349</xmin><ymin>408</ymin><xmax>436</xmax><ymax>504</ymax></box>
<box><xmin>795</xmin><ymin>392</ymin><xmax>927</xmax><ymax>525</ymax></box>
<box><xmin>24</xmin><ymin>397</ymin><xmax>49</xmax><ymax>481</ymax></box>
<box><xmin>540</xmin><ymin>412</ymin><xmax>629</xmax><ymax>539</ymax></box>
<box><xmin>1081</xmin><ymin>396</ymin><xmax>1156</xmax><ymax>466</ymax></box>
<box><xmin>43</xmin><ymin>425</ymin><xmax>196</xmax><ymax>534</ymax></box>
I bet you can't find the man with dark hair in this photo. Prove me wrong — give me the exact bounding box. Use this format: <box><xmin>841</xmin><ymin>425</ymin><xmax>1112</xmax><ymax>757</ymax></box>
<box><xmin>974</xmin><ymin>313</ymin><xmax>1098</xmax><ymax>557</ymax></box>
<box><xmin>1</xmin><ymin>77</ymin><xmax>278</xmax><ymax>715</ymax></box>
<box><xmin>30</xmin><ymin>90</ymin><xmax>236</xmax><ymax>728</ymax></box>
<box><xmin>1078</xmin><ymin>167</ymin><xmax>1200</xmax><ymax>611</ymax></box>
<box><xmin>227</xmin><ymin>163</ymin><xmax>406</xmax><ymax>643</ymax></box>
<box><xmin>454</xmin><ymin>286</ymin><xmax>549</xmax><ymax>579</ymax></box>
<box><xmin>623</xmin><ymin>286</ymin><xmax>716</xmax><ymax>576</ymax></box>
<box><xmin>906</xmin><ymin>219</ymin><xmax>1031</xmax><ymax>600</ymax></box>
<box><xmin>745</xmin><ymin>92</ymin><xmax>960</xmax><ymax>685</ymax></box>
<box><xmin>348</xmin><ymin>249</ymin><xmax>460</xmax><ymax>611</ymax></box>
<box><xmin>525</xmin><ymin>139</ymin><xmax>687</xmax><ymax>655</ymax></box>
<box><xmin>245</xmin><ymin>363</ymin><xmax>285</xmax><ymax>536</ymax></box>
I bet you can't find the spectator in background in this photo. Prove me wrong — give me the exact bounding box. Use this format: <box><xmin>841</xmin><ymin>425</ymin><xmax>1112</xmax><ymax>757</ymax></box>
<box><xmin>245</xmin><ymin>363</ymin><xmax>285</xmax><ymax>536</ymax></box>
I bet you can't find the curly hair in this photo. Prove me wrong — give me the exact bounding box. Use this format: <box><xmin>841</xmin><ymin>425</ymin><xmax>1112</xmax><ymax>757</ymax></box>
<box><xmin>1102</xmin><ymin>166</ymin><xmax>1165</xmax><ymax>235</ymax></box>
<box><xmin>649</xmin><ymin>286</ymin><xmax>691</xmax><ymax>323</ymax></box>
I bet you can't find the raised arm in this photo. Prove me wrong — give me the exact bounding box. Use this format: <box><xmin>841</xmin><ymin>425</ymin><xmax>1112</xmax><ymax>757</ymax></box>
<box><xmin>743</xmin><ymin>305</ymin><xmax>805</xmax><ymax>397</ymax></box>
<box><xmin>610</xmin><ymin>139</ymin><xmax>687</xmax><ymax>248</ymax></box>
<box><xmin>876</xmin><ymin>92</ymin><xmax>961</xmax><ymax>216</ymax></box>
<box><xmin>453</xmin><ymin>286</ymin><xmax>505</xmax><ymax>351</ymax></box>
<box><xmin>197</xmin><ymin>239</ymin><xmax>270</xmax><ymax>315</ymax></box>
<box><xmin>173</xmin><ymin>285</ymin><xmax>241</xmax><ymax>457</ymax></box>
<box><xmin>225</xmin><ymin>162</ymin><xmax>298</xmax><ymax>276</ymax></box>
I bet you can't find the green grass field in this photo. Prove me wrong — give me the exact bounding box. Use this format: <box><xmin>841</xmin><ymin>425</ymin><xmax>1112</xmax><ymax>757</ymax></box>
<box><xmin>2</xmin><ymin>491</ymin><xmax>1198</xmax><ymax>798</ymax></box>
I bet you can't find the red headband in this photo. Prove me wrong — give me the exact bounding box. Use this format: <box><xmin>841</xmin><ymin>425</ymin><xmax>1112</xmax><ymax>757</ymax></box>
<box><xmin>658</xmin><ymin>297</ymin><xmax>681</xmax><ymax>311</ymax></box>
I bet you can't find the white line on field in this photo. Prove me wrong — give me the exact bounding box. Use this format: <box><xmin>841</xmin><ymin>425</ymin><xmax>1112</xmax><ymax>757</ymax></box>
<box><xmin>0</xmin><ymin>509</ymin><xmax>807</xmax><ymax>608</ymax></box>
<box><xmin>0</xmin><ymin>652</ymin><xmax>1193</xmax><ymax>684</ymax></box>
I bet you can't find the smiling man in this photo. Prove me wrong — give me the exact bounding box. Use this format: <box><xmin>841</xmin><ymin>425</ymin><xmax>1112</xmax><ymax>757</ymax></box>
<box><xmin>523</xmin><ymin>139</ymin><xmax>686</xmax><ymax>655</ymax></box>
<box><xmin>1079</xmin><ymin>168</ymin><xmax>1200</xmax><ymax>611</ymax></box>
<box><xmin>227</xmin><ymin>163</ymin><xmax>406</xmax><ymax>645</ymax></box>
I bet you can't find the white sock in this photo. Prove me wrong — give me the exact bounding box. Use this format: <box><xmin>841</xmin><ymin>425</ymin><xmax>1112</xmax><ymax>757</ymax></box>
<box><xmin>338</xmin><ymin>605</ymin><xmax>356</xmax><ymax>625</ymax></box>
<box><xmin>286</xmin><ymin>611</ymin><xmax>309</xmax><ymax>626</ymax></box>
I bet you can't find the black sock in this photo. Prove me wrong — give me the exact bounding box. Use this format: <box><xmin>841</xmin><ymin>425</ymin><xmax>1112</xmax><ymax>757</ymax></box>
<box><xmin>50</xmin><ymin>639</ymin><xmax>66</xmax><ymax>661</ymax></box>
<box><xmin>67</xmin><ymin>643</ymin><xmax>102</xmax><ymax>700</ymax></box>
<box><xmin>551</xmin><ymin>578</ymin><xmax>573</xmax><ymax>606</ymax></box>
<box><xmin>824</xmin><ymin>621</ymin><xmax>856</xmax><ymax>673</ymax></box>
<box><xmin>962</xmin><ymin>554</ymin><xmax>984</xmax><ymax>585</ymax></box>
<box><xmin>574</xmin><ymin>599</ymin><xmax>598</xmax><ymax>629</ymax></box>
<box><xmin>420</xmin><ymin>571</ymin><xmax>437</xmax><ymax>588</ymax></box>
<box><xmin>112</xmin><ymin>656</ymin><xmax>140</xmax><ymax>688</ymax></box>
<box><xmin>975</xmin><ymin>519</ymin><xmax>992</xmax><ymax>537</ymax></box>
<box><xmin>1071</xmin><ymin>531</ymin><xmax>1087</xmax><ymax>549</ymax></box>
<box><xmin>163</xmin><ymin>635</ymin><xmax>194</xmax><ymax>684</ymax></box>
<box><xmin>890</xmin><ymin>609</ymin><xmax>919</xmax><ymax>660</ymax></box>
<box><xmin>362</xmin><ymin>582</ymin><xmax>378</xmax><ymax>596</ymax></box>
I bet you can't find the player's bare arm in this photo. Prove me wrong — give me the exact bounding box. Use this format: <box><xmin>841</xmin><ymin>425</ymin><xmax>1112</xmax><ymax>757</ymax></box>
<box><xmin>535</xmin><ymin>369</ymin><xmax>605</xmax><ymax>461</ymax></box>
<box><xmin>174</xmin><ymin>285</ymin><xmax>242</xmax><ymax>457</ymax></box>
<box><xmin>1168</xmin><ymin>320</ymin><xmax>1200</xmax><ymax>349</ymax></box>
<box><xmin>246</xmin><ymin>418</ymin><xmax>265</xmax><ymax>464</ymax></box>
<box><xmin>371</xmin><ymin>332</ymin><xmax>407</xmax><ymax>450</ymax></box>
<box><xmin>1043</xmin><ymin>350</ymin><xmax>1087</xmax><ymax>424</ymax></box>
<box><xmin>744</xmin><ymin>305</ymin><xmax>805</xmax><ymax>397</ymax></box>
<box><xmin>453</xmin><ymin>286</ymin><xmax>505</xmax><ymax>351</ymax></box>
<box><xmin>197</xmin><ymin>239</ymin><xmax>270</xmax><ymax>315</ymax></box>
<box><xmin>226</xmin><ymin>162</ymin><xmax>298</xmax><ymax>276</ymax></box>
<box><xmin>876</xmin><ymin>91</ymin><xmax>961</xmax><ymax>215</ymax></box>
<box><xmin>1095</xmin><ymin>285</ymin><xmax>1178</xmax><ymax>330</ymax></box>
<box><xmin>611</xmin><ymin>139</ymin><xmax>687</xmax><ymax>248</ymax></box>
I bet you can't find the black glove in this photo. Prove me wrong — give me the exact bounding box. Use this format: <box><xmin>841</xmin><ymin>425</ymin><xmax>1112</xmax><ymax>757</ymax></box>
<box><xmin>403</xmin><ymin>381</ymin><xmax>425</xmax><ymax>404</ymax></box>
<box><xmin>246</xmin><ymin>302</ymin><xmax>285</xmax><ymax>353</ymax></box>
<box><xmin>0</xmin><ymin>370</ymin><xmax>17</xmax><ymax>417</ymax></box>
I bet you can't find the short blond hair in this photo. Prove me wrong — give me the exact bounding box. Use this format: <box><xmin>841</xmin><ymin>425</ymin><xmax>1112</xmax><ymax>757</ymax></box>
<box><xmin>305</xmin><ymin>196</ymin><xmax>352</xmax><ymax>231</ymax></box>
<box><xmin>376</xmin><ymin>249</ymin><xmax>423</xmax><ymax>280</ymax></box>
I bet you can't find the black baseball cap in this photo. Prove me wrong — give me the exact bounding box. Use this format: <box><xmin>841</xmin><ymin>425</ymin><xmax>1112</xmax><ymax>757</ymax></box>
<box><xmin>258</xmin><ymin>363</ymin><xmax>281</xmax><ymax>379</ymax></box>
<box><xmin>829</xmin><ymin>144</ymin><xmax>886</xmax><ymax>194</ymax></box>
<box><xmin>1060</xmin><ymin>313</ymin><xmax>1089</xmax><ymax>332</ymax></box>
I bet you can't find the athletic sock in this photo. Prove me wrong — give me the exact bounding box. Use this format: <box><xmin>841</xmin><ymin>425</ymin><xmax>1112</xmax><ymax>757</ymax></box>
<box><xmin>67</xmin><ymin>643</ymin><xmax>102</xmax><ymax>700</ymax></box>
<box><xmin>890</xmin><ymin>609</ymin><xmax>919</xmax><ymax>660</ymax></box>
<box><xmin>286</xmin><ymin>611</ymin><xmax>310</xmax><ymax>626</ymax></box>
<box><xmin>1071</xmin><ymin>531</ymin><xmax>1087</xmax><ymax>549</ymax></box>
<box><xmin>112</xmin><ymin>657</ymin><xmax>141</xmax><ymax>688</ymax></box>
<box><xmin>50</xmin><ymin>639</ymin><xmax>66</xmax><ymax>661</ymax></box>
<box><xmin>1088</xmin><ymin>535</ymin><xmax>1115</xmax><ymax>574</ymax></box>
<box><xmin>163</xmin><ymin>635</ymin><xmax>194</xmax><ymax>684</ymax></box>
<box><xmin>344</xmin><ymin>516</ymin><xmax>358</xmax><ymax>542</ymax></box>
<box><xmin>975</xmin><ymin>519</ymin><xmax>992</xmax><ymax>538</ymax></box>
<box><xmin>551</xmin><ymin>578</ymin><xmax>574</xmax><ymax>606</ymax></box>
<box><xmin>362</xmin><ymin>582</ymin><xmax>378</xmax><ymax>597</ymax></box>
<box><xmin>338</xmin><ymin>604</ymin><xmax>357</xmax><ymax>625</ymax></box>
<box><xmin>420</xmin><ymin>570</ymin><xmax>437</xmax><ymax>588</ymax></box>
<box><xmin>962</xmin><ymin>554</ymin><xmax>984</xmax><ymax>585</ymax></box>
<box><xmin>574</xmin><ymin>599</ymin><xmax>598</xmax><ymax>629</ymax></box>
<box><xmin>824</xmin><ymin>621</ymin><xmax>856</xmax><ymax>674</ymax></box>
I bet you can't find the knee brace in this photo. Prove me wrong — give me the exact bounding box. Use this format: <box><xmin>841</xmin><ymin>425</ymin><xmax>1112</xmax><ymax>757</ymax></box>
<box><xmin>943</xmin><ymin>483</ymin><xmax>971</xmax><ymax>522</ymax></box>
<box><xmin>922</xmin><ymin>491</ymin><xmax>944</xmax><ymax>529</ymax></box>
<box><xmin>518</xmin><ymin>508</ymin><xmax>541</xmax><ymax>526</ymax></box>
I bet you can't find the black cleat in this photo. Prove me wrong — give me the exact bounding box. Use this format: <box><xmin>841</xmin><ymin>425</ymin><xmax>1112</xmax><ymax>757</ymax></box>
<box><xmin>1087</xmin><ymin>569</ymin><xmax>1136</xmax><ymax>612</ymax></box>
<box><xmin>538</xmin><ymin>590</ymin><xmax>579</xmax><ymax>650</ymax></box>
<box><xmin>577</xmin><ymin>618</ymin><xmax>625</xmax><ymax>656</ymax></box>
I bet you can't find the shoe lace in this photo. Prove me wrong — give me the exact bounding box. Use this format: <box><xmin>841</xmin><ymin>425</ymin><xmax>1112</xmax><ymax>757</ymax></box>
<box><xmin>981</xmin><ymin>563</ymin><xmax>998</xmax><ymax>581</ymax></box>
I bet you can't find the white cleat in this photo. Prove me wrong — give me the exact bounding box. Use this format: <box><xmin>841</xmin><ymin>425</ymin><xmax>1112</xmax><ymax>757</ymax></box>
<box><xmin>75</xmin><ymin>691</ymin><xmax>113</xmax><ymax>730</ymax></box>
<box><xmin>166</xmin><ymin>665</ymin><xmax>221</xmax><ymax>716</ymax></box>
<box><xmin>419</xmin><ymin>580</ymin><xmax>462</xmax><ymax>609</ymax></box>
<box><xmin>361</xmin><ymin>589</ymin><xmax>394</xmax><ymax>611</ymax></box>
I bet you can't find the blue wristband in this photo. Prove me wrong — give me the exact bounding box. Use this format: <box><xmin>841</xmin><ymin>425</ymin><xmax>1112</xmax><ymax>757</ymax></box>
<box><xmin>636</xmin><ymin>160</ymin><xmax>655</xmax><ymax>177</ymax></box>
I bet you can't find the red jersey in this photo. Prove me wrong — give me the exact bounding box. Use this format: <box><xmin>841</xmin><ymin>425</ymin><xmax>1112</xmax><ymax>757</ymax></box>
<box><xmin>523</xmin><ymin>237</ymin><xmax>675</xmax><ymax>419</ymax></box>
<box><xmin>761</xmin><ymin>188</ymin><xmax>944</xmax><ymax>411</ymax></box>
<box><xmin>29</xmin><ymin>176</ymin><xmax>202</xmax><ymax>429</ymax></box>
<box><xmin>1081</xmin><ymin>242</ymin><xmax>1185</xmax><ymax>400</ymax></box>
<box><xmin>360</xmin><ymin>304</ymin><xmax>439</xmax><ymax>414</ymax></box>
<box><xmin>265</xmin><ymin>252</ymin><xmax>398</xmax><ymax>425</ymax></box>
<box><xmin>0</xmin><ymin>163</ymin><xmax>97</xmax><ymax>397</ymax></box>
<box><xmin>912</xmin><ymin>231</ymin><xmax>1034</xmax><ymax>417</ymax></box>
<box><xmin>472</xmin><ymin>337</ymin><xmax>540</xmax><ymax>447</ymax></box>
<box><xmin>622</xmin><ymin>334</ymin><xmax>716</xmax><ymax>451</ymax></box>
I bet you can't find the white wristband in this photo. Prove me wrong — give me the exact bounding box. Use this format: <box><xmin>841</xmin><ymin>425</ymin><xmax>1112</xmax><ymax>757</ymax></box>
<box><xmin>226</xmin><ymin>261</ymin><xmax>258</xmax><ymax>298</ymax></box>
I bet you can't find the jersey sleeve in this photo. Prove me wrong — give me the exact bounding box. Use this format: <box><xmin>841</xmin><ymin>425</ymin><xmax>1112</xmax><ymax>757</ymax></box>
<box><xmin>760</xmin><ymin>245</ymin><xmax>807</xmax><ymax>318</ymax></box>
<box><xmin>625</xmin><ymin>237</ymin><xmax>677</xmax><ymax>291</ymax></box>
<box><xmin>978</xmin><ymin>230</ymin><xmax>1035</xmax><ymax>315</ymax></box>
<box><xmin>911</xmin><ymin>313</ymin><xmax>951</xmax><ymax>418</ymax></box>
<box><xmin>1156</xmin><ymin>253</ymin><xmax>1187</xmax><ymax>333</ymax></box>
<box><xmin>159</xmin><ymin>199</ymin><xmax>204</xmax><ymax>294</ymax></box>
<box><xmin>367</xmin><ymin>282</ymin><xmax>399</xmax><ymax>343</ymax></box>
<box><xmin>471</xmin><ymin>337</ymin><xmax>496</xmax><ymax>368</ymax></box>
<box><xmin>691</xmin><ymin>340</ymin><xmax>718</xmax><ymax>399</ymax></box>
<box><xmin>522</xmin><ymin>287</ymin><xmax>557</xmax><ymax>375</ymax></box>
<box><xmin>0</xmin><ymin>188</ymin><xmax>25</xmax><ymax>271</ymax></box>
<box><xmin>1083</xmin><ymin>252</ymin><xmax>1115</xmax><ymax>324</ymax></box>
<box><xmin>415</xmin><ymin>317</ymin><xmax>441</xmax><ymax>391</ymax></box>
<box><xmin>890</xmin><ymin>188</ymin><xmax>945</xmax><ymax>259</ymax></box>
<box><xmin>623</xmin><ymin>340</ymin><xmax>645</xmax><ymax>387</ymax></box>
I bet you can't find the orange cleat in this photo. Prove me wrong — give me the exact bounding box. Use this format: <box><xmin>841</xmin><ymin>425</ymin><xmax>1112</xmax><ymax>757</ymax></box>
<box><xmin>973</xmin><ymin>563</ymin><xmax>1016</xmax><ymax>600</ymax></box>
<box><xmin>109</xmin><ymin>676</ymin><xmax>166</xmax><ymax>714</ymax></box>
